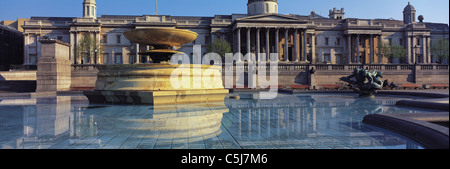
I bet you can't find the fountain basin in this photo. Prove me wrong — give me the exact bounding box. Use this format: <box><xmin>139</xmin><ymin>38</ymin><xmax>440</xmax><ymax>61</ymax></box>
<box><xmin>123</xmin><ymin>28</ymin><xmax>198</xmax><ymax>46</ymax></box>
<box><xmin>83</xmin><ymin>64</ymin><xmax>229</xmax><ymax>105</ymax></box>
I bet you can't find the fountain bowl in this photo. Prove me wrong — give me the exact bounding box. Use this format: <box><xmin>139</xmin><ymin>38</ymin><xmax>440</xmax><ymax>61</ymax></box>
<box><xmin>123</xmin><ymin>28</ymin><xmax>198</xmax><ymax>46</ymax></box>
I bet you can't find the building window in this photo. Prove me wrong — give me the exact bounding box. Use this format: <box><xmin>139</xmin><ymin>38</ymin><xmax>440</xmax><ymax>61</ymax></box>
<box><xmin>102</xmin><ymin>35</ymin><xmax>108</xmax><ymax>43</ymax></box>
<box><xmin>266</xmin><ymin>4</ymin><xmax>269</xmax><ymax>13</ymax></box>
<box><xmin>116</xmin><ymin>35</ymin><xmax>121</xmax><ymax>44</ymax></box>
<box><xmin>103</xmin><ymin>53</ymin><xmax>109</xmax><ymax>64</ymax></box>
<box><xmin>86</xmin><ymin>6</ymin><xmax>90</xmax><ymax>16</ymax></box>
<box><xmin>336</xmin><ymin>37</ymin><xmax>341</xmax><ymax>46</ymax></box>
<box><xmin>324</xmin><ymin>54</ymin><xmax>331</xmax><ymax>62</ymax></box>
<box><xmin>30</xmin><ymin>54</ymin><xmax>37</xmax><ymax>64</ymax></box>
<box><xmin>399</xmin><ymin>38</ymin><xmax>403</xmax><ymax>46</ymax></box>
<box><xmin>325</xmin><ymin>37</ymin><xmax>329</xmax><ymax>46</ymax></box>
<box><xmin>115</xmin><ymin>53</ymin><xmax>122</xmax><ymax>64</ymax></box>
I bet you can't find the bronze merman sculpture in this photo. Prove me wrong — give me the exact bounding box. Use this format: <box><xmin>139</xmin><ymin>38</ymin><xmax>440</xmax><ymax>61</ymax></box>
<box><xmin>340</xmin><ymin>68</ymin><xmax>384</xmax><ymax>97</ymax></box>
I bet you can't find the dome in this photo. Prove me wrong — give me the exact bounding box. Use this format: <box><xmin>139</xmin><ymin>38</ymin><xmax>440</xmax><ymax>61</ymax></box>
<box><xmin>83</xmin><ymin>0</ymin><xmax>96</xmax><ymax>4</ymax></box>
<box><xmin>248</xmin><ymin>0</ymin><xmax>278</xmax><ymax>5</ymax></box>
<box><xmin>403</xmin><ymin>2</ymin><xmax>415</xmax><ymax>12</ymax></box>
<box><xmin>247</xmin><ymin>0</ymin><xmax>278</xmax><ymax>15</ymax></box>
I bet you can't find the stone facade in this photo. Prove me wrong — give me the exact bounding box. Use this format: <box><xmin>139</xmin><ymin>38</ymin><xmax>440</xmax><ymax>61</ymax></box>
<box><xmin>21</xmin><ymin>0</ymin><xmax>448</xmax><ymax>68</ymax></box>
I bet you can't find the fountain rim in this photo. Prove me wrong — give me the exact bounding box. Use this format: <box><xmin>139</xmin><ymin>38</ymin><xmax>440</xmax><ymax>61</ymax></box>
<box><xmin>123</xmin><ymin>28</ymin><xmax>199</xmax><ymax>45</ymax></box>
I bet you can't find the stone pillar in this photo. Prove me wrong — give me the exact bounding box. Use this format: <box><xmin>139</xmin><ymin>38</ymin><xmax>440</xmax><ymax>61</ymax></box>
<box><xmin>274</xmin><ymin>28</ymin><xmax>280</xmax><ymax>61</ymax></box>
<box><xmin>136</xmin><ymin>43</ymin><xmax>140</xmax><ymax>64</ymax></box>
<box><xmin>356</xmin><ymin>35</ymin><xmax>360</xmax><ymax>63</ymax></box>
<box><xmin>266</xmin><ymin>28</ymin><xmax>270</xmax><ymax>61</ymax></box>
<box><xmin>256</xmin><ymin>28</ymin><xmax>260</xmax><ymax>61</ymax></box>
<box><xmin>370</xmin><ymin>34</ymin><xmax>374</xmax><ymax>64</ymax></box>
<box><xmin>284</xmin><ymin>29</ymin><xmax>289</xmax><ymax>62</ymax></box>
<box><xmin>237</xmin><ymin>28</ymin><xmax>241</xmax><ymax>61</ymax></box>
<box><xmin>412</xmin><ymin>36</ymin><xmax>416</xmax><ymax>64</ymax></box>
<box><xmin>69</xmin><ymin>32</ymin><xmax>75</xmax><ymax>62</ymax></box>
<box><xmin>427</xmin><ymin>36</ymin><xmax>431</xmax><ymax>63</ymax></box>
<box><xmin>378</xmin><ymin>35</ymin><xmax>382</xmax><ymax>63</ymax></box>
<box><xmin>422</xmin><ymin>36</ymin><xmax>427</xmax><ymax>63</ymax></box>
<box><xmin>407</xmin><ymin>36</ymin><xmax>412</xmax><ymax>64</ymax></box>
<box><xmin>36</xmin><ymin>39</ymin><xmax>71</xmax><ymax>92</ymax></box>
<box><xmin>24</xmin><ymin>34</ymin><xmax>29</xmax><ymax>65</ymax></box>
<box><xmin>247</xmin><ymin>28</ymin><xmax>251</xmax><ymax>55</ymax></box>
<box><xmin>294</xmin><ymin>29</ymin><xmax>299</xmax><ymax>62</ymax></box>
<box><xmin>347</xmin><ymin>35</ymin><xmax>352</xmax><ymax>64</ymax></box>
<box><xmin>303</xmin><ymin>30</ymin><xmax>307</xmax><ymax>62</ymax></box>
<box><xmin>311</xmin><ymin>33</ymin><xmax>316</xmax><ymax>64</ymax></box>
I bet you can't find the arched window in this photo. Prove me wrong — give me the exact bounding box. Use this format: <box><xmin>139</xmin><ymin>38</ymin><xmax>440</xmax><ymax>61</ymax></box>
<box><xmin>266</xmin><ymin>4</ymin><xmax>269</xmax><ymax>13</ymax></box>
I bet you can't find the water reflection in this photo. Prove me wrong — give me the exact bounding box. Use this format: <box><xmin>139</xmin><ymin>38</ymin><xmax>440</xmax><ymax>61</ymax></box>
<box><xmin>0</xmin><ymin>93</ymin><xmax>429</xmax><ymax>149</ymax></box>
<box><xmin>223</xmin><ymin>93</ymin><xmax>424</xmax><ymax>149</ymax></box>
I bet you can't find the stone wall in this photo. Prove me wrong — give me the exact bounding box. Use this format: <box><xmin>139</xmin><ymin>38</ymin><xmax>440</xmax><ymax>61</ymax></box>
<box><xmin>222</xmin><ymin>64</ymin><xmax>449</xmax><ymax>89</ymax></box>
<box><xmin>42</xmin><ymin>63</ymin><xmax>450</xmax><ymax>91</ymax></box>
<box><xmin>71</xmin><ymin>65</ymin><xmax>98</xmax><ymax>90</ymax></box>
<box><xmin>0</xmin><ymin>71</ymin><xmax>37</xmax><ymax>93</ymax></box>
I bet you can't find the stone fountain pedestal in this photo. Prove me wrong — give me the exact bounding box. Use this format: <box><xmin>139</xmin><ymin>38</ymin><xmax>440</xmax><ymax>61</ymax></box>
<box><xmin>83</xmin><ymin>28</ymin><xmax>229</xmax><ymax>105</ymax></box>
<box><xmin>83</xmin><ymin>63</ymin><xmax>229</xmax><ymax>105</ymax></box>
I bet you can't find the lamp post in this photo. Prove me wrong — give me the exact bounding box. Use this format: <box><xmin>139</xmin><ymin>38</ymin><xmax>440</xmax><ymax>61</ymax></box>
<box><xmin>94</xmin><ymin>48</ymin><xmax>98</xmax><ymax>64</ymax></box>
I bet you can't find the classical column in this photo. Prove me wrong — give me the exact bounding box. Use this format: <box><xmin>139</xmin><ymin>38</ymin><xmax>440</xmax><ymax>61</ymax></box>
<box><xmin>265</xmin><ymin>28</ymin><xmax>270</xmax><ymax>61</ymax></box>
<box><xmin>284</xmin><ymin>28</ymin><xmax>289</xmax><ymax>62</ymax></box>
<box><xmin>294</xmin><ymin>29</ymin><xmax>299</xmax><ymax>62</ymax></box>
<box><xmin>303</xmin><ymin>30</ymin><xmax>307</xmax><ymax>62</ymax></box>
<box><xmin>247</xmin><ymin>28</ymin><xmax>251</xmax><ymax>55</ymax></box>
<box><xmin>69</xmin><ymin>32</ymin><xmax>74</xmax><ymax>62</ymax></box>
<box><xmin>347</xmin><ymin>35</ymin><xmax>352</xmax><ymax>64</ymax></box>
<box><xmin>24</xmin><ymin>34</ymin><xmax>29</xmax><ymax>65</ymax></box>
<box><xmin>412</xmin><ymin>36</ymin><xmax>416</xmax><ymax>64</ymax></box>
<box><xmin>422</xmin><ymin>36</ymin><xmax>427</xmax><ymax>63</ymax></box>
<box><xmin>256</xmin><ymin>28</ymin><xmax>260</xmax><ymax>61</ymax></box>
<box><xmin>275</xmin><ymin>28</ymin><xmax>280</xmax><ymax>61</ymax></box>
<box><xmin>427</xmin><ymin>36</ymin><xmax>431</xmax><ymax>63</ymax></box>
<box><xmin>237</xmin><ymin>28</ymin><xmax>241</xmax><ymax>61</ymax></box>
<box><xmin>407</xmin><ymin>36</ymin><xmax>411</xmax><ymax>64</ymax></box>
<box><xmin>356</xmin><ymin>35</ymin><xmax>360</xmax><ymax>64</ymax></box>
<box><xmin>311</xmin><ymin>33</ymin><xmax>316</xmax><ymax>64</ymax></box>
<box><xmin>136</xmin><ymin>43</ymin><xmax>140</xmax><ymax>64</ymax></box>
<box><xmin>370</xmin><ymin>34</ymin><xmax>374</xmax><ymax>64</ymax></box>
<box><xmin>378</xmin><ymin>35</ymin><xmax>382</xmax><ymax>63</ymax></box>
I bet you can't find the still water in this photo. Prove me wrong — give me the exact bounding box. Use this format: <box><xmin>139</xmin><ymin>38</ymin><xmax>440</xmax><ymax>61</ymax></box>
<box><xmin>0</xmin><ymin>92</ymin><xmax>443</xmax><ymax>149</ymax></box>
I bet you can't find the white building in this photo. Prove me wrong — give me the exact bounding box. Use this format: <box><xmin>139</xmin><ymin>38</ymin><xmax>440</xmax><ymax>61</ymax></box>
<box><xmin>21</xmin><ymin>0</ymin><xmax>449</xmax><ymax>69</ymax></box>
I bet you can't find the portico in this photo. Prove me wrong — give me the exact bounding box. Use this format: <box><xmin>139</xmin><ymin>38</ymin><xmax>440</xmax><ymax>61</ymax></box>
<box><xmin>233</xmin><ymin>14</ymin><xmax>316</xmax><ymax>63</ymax></box>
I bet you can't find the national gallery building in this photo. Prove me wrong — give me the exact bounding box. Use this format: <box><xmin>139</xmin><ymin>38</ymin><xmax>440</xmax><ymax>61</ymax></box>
<box><xmin>22</xmin><ymin>0</ymin><xmax>449</xmax><ymax>68</ymax></box>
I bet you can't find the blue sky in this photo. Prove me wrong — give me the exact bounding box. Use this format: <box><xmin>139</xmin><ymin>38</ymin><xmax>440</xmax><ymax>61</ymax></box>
<box><xmin>1</xmin><ymin>0</ymin><xmax>448</xmax><ymax>24</ymax></box>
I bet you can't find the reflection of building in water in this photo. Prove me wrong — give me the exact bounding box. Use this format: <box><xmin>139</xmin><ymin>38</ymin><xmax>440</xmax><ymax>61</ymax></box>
<box><xmin>224</xmin><ymin>94</ymin><xmax>419</xmax><ymax>148</ymax></box>
<box><xmin>0</xmin><ymin>96</ymin><xmax>99</xmax><ymax>149</ymax></box>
